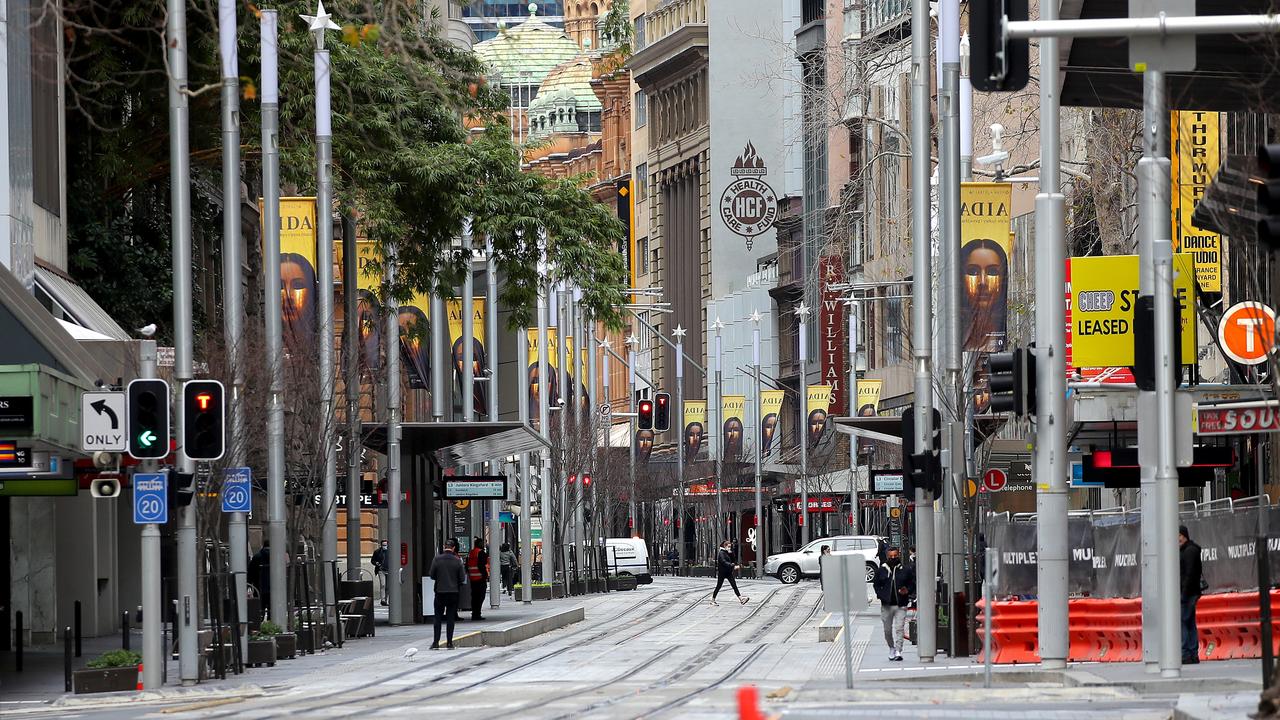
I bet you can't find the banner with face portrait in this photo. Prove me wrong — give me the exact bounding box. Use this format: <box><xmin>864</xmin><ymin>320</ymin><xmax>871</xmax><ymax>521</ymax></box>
<box><xmin>525</xmin><ymin>328</ymin><xmax>561</xmax><ymax>426</ymax></box>
<box><xmin>805</xmin><ymin>385</ymin><xmax>834</xmax><ymax>446</ymax></box>
<box><xmin>350</xmin><ymin>241</ymin><xmax>432</xmax><ymax>388</ymax></box>
<box><xmin>263</xmin><ymin>197</ymin><xmax>319</xmax><ymax>354</ymax></box>
<box><xmin>855</xmin><ymin>379</ymin><xmax>882</xmax><ymax>417</ymax></box>
<box><xmin>960</xmin><ymin>183</ymin><xmax>1013</xmax><ymax>354</ymax></box>
<box><xmin>683</xmin><ymin>400</ymin><xmax>707</xmax><ymax>462</ymax></box>
<box><xmin>759</xmin><ymin>390</ymin><xmax>785</xmax><ymax>457</ymax></box>
<box><xmin>448</xmin><ymin>299</ymin><xmax>487</xmax><ymax>413</ymax></box>
<box><xmin>721</xmin><ymin>395</ymin><xmax>746</xmax><ymax>462</ymax></box>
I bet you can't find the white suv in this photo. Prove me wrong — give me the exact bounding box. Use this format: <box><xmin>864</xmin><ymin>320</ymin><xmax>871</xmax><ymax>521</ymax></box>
<box><xmin>763</xmin><ymin>535</ymin><xmax>882</xmax><ymax>584</ymax></box>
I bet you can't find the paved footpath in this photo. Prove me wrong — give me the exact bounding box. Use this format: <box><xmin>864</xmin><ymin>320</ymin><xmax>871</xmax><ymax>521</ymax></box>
<box><xmin>0</xmin><ymin>577</ymin><xmax>1267</xmax><ymax>720</ymax></box>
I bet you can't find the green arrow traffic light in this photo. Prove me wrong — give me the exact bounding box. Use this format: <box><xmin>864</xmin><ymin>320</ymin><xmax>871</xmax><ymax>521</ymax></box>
<box><xmin>138</xmin><ymin>430</ymin><xmax>157</xmax><ymax>448</ymax></box>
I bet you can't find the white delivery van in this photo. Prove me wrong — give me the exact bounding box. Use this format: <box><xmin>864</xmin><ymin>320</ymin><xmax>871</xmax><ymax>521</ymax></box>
<box><xmin>604</xmin><ymin>538</ymin><xmax>653</xmax><ymax>584</ymax></box>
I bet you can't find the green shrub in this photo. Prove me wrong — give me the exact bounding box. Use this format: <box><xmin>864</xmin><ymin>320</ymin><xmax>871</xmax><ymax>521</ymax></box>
<box><xmin>86</xmin><ymin>649</ymin><xmax>142</xmax><ymax>669</ymax></box>
<box><xmin>256</xmin><ymin>620</ymin><xmax>283</xmax><ymax>636</ymax></box>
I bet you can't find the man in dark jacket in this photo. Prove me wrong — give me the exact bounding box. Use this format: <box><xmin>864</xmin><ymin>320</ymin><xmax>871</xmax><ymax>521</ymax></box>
<box><xmin>428</xmin><ymin>539</ymin><xmax>467</xmax><ymax>649</ymax></box>
<box><xmin>371</xmin><ymin>540</ymin><xmax>389</xmax><ymax>606</ymax></box>
<box><xmin>1179</xmin><ymin>525</ymin><xmax>1204</xmax><ymax>664</ymax></box>
<box><xmin>873</xmin><ymin>548</ymin><xmax>916</xmax><ymax>661</ymax></box>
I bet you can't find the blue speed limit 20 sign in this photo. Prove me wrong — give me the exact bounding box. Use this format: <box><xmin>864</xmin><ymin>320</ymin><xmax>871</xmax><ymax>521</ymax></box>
<box><xmin>221</xmin><ymin>467</ymin><xmax>252</xmax><ymax>513</ymax></box>
<box><xmin>133</xmin><ymin>472</ymin><xmax>168</xmax><ymax>525</ymax></box>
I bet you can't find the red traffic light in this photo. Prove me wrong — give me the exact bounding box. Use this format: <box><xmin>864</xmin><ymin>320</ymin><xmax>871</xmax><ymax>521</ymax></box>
<box><xmin>582</xmin><ymin>474</ymin><xmax>592</xmax><ymax>487</ymax></box>
<box><xmin>195</xmin><ymin>392</ymin><xmax>213</xmax><ymax>411</ymax></box>
<box><xmin>567</xmin><ymin>474</ymin><xmax>576</xmax><ymax>484</ymax></box>
<box><xmin>639</xmin><ymin>400</ymin><xmax>653</xmax><ymax>412</ymax></box>
<box><xmin>638</xmin><ymin>399</ymin><xmax>654</xmax><ymax>429</ymax></box>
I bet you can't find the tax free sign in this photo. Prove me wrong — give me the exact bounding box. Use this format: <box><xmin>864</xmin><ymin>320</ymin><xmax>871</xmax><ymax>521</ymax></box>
<box><xmin>1068</xmin><ymin>254</ymin><xmax>1197</xmax><ymax>368</ymax></box>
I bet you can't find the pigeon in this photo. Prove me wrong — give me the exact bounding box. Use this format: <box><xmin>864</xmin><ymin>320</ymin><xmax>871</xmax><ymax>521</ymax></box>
<box><xmin>403</xmin><ymin>647</ymin><xmax>419</xmax><ymax>660</ymax></box>
<box><xmin>136</xmin><ymin>323</ymin><xmax>157</xmax><ymax>338</ymax></box>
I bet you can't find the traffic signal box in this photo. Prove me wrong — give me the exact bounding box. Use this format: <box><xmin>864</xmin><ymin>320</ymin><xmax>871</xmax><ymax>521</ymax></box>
<box><xmin>654</xmin><ymin>392</ymin><xmax>671</xmax><ymax>432</ymax></box>
<box><xmin>1258</xmin><ymin>143</ymin><xmax>1280</xmax><ymax>250</ymax></box>
<box><xmin>901</xmin><ymin>406</ymin><xmax>942</xmax><ymax>497</ymax></box>
<box><xmin>988</xmin><ymin>347</ymin><xmax>1037</xmax><ymax>417</ymax></box>
<box><xmin>127</xmin><ymin>379</ymin><xmax>170</xmax><ymax>460</ymax></box>
<box><xmin>182</xmin><ymin>380</ymin><xmax>226</xmax><ymax>461</ymax></box>
<box><xmin>970</xmin><ymin>0</ymin><xmax>1030</xmax><ymax>92</ymax></box>
<box><xmin>638</xmin><ymin>398</ymin><xmax>655</xmax><ymax>430</ymax></box>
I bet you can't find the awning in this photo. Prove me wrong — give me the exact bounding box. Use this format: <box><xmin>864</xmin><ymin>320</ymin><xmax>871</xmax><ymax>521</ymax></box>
<box><xmin>362</xmin><ymin>421</ymin><xmax>551</xmax><ymax>469</ymax></box>
<box><xmin>0</xmin><ymin>264</ymin><xmax>113</xmax><ymax>383</ymax></box>
<box><xmin>34</xmin><ymin>266</ymin><xmax>130</xmax><ymax>341</ymax></box>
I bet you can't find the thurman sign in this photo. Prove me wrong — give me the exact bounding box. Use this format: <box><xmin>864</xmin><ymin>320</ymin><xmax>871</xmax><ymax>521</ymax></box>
<box><xmin>718</xmin><ymin>142</ymin><xmax>778</xmax><ymax>249</ymax></box>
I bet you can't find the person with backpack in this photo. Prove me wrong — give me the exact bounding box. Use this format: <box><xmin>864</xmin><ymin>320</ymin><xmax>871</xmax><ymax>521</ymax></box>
<box><xmin>873</xmin><ymin>547</ymin><xmax>916</xmax><ymax>661</ymax></box>
<box><xmin>711</xmin><ymin>540</ymin><xmax>749</xmax><ymax>607</ymax></box>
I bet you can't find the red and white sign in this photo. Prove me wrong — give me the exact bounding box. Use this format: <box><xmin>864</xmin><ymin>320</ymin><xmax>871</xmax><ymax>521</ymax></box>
<box><xmin>1196</xmin><ymin>403</ymin><xmax>1280</xmax><ymax>436</ymax></box>
<box><xmin>983</xmin><ymin>468</ymin><xmax>1007</xmax><ymax>492</ymax></box>
<box><xmin>789</xmin><ymin>496</ymin><xmax>841</xmax><ymax>514</ymax></box>
<box><xmin>819</xmin><ymin>256</ymin><xmax>848</xmax><ymax>416</ymax></box>
<box><xmin>1218</xmin><ymin>302</ymin><xmax>1277</xmax><ymax>366</ymax></box>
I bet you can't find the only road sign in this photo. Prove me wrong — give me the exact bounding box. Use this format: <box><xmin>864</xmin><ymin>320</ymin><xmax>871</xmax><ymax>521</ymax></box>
<box><xmin>983</xmin><ymin>468</ymin><xmax>1008</xmax><ymax>492</ymax></box>
<box><xmin>1218</xmin><ymin>302</ymin><xmax>1276</xmax><ymax>366</ymax></box>
<box><xmin>133</xmin><ymin>472</ymin><xmax>168</xmax><ymax>524</ymax></box>
<box><xmin>82</xmin><ymin>391</ymin><xmax>126</xmax><ymax>452</ymax></box>
<box><xmin>221</xmin><ymin>467</ymin><xmax>252</xmax><ymax>513</ymax></box>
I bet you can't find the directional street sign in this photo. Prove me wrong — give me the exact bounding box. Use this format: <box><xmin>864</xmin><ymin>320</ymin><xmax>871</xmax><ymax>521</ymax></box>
<box><xmin>133</xmin><ymin>472</ymin><xmax>168</xmax><ymax>525</ymax></box>
<box><xmin>221</xmin><ymin>467</ymin><xmax>252</xmax><ymax>513</ymax></box>
<box><xmin>82</xmin><ymin>391</ymin><xmax>126</xmax><ymax>452</ymax></box>
<box><xmin>983</xmin><ymin>468</ymin><xmax>1007</xmax><ymax>492</ymax></box>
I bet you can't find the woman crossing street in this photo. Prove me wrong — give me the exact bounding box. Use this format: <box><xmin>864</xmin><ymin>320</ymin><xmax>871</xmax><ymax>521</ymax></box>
<box><xmin>711</xmin><ymin>540</ymin><xmax>749</xmax><ymax>606</ymax></box>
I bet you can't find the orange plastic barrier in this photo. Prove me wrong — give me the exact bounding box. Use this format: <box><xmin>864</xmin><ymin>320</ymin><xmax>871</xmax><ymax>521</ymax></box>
<box><xmin>977</xmin><ymin>591</ymin><xmax>1280</xmax><ymax>664</ymax></box>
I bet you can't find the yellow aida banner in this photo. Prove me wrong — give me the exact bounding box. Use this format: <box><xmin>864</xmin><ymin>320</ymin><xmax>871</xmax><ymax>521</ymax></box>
<box><xmin>855</xmin><ymin>379</ymin><xmax>883</xmax><ymax>417</ymax></box>
<box><xmin>960</xmin><ymin>182</ymin><xmax>1013</xmax><ymax>352</ymax></box>
<box><xmin>261</xmin><ymin>197</ymin><xmax>318</xmax><ymax>352</ymax></box>
<box><xmin>683</xmin><ymin>400</ymin><xmax>707</xmax><ymax>462</ymax></box>
<box><xmin>759</xmin><ymin>389</ymin><xmax>785</xmax><ymax>456</ymax></box>
<box><xmin>1069</xmin><ymin>254</ymin><xmax>1197</xmax><ymax>368</ymax></box>
<box><xmin>806</xmin><ymin>385</ymin><xmax>833</xmax><ymax>444</ymax></box>
<box><xmin>525</xmin><ymin>328</ymin><xmax>560</xmax><ymax>423</ymax></box>
<box><xmin>721</xmin><ymin>395</ymin><xmax>746</xmax><ymax>461</ymax></box>
<box><xmin>1171</xmin><ymin>110</ymin><xmax>1223</xmax><ymax>293</ymax></box>
<box><xmin>349</xmin><ymin>240</ymin><xmax>433</xmax><ymax>386</ymax></box>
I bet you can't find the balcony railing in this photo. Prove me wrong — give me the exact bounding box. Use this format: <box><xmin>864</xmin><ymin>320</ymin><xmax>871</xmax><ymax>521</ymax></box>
<box><xmin>802</xmin><ymin>0</ymin><xmax>825</xmax><ymax>26</ymax></box>
<box><xmin>863</xmin><ymin>0</ymin><xmax>908</xmax><ymax>36</ymax></box>
<box><xmin>645</xmin><ymin>0</ymin><xmax>707</xmax><ymax>47</ymax></box>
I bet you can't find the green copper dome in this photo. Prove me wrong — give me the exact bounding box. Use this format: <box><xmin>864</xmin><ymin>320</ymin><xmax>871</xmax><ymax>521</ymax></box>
<box><xmin>474</xmin><ymin>6</ymin><xmax>581</xmax><ymax>87</ymax></box>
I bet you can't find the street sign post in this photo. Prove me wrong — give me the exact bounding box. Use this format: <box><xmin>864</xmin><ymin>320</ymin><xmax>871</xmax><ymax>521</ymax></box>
<box><xmin>82</xmin><ymin>392</ymin><xmax>127</xmax><ymax>452</ymax></box>
<box><xmin>221</xmin><ymin>467</ymin><xmax>252</xmax><ymax>513</ymax></box>
<box><xmin>133</xmin><ymin>472</ymin><xmax>168</xmax><ymax>525</ymax></box>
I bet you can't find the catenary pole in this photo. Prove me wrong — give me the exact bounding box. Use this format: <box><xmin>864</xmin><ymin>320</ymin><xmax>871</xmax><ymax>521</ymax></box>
<box><xmin>557</xmin><ymin>288</ymin><xmax>570</xmax><ymax>582</ymax></box>
<box><xmin>798</xmin><ymin>304</ymin><xmax>811</xmax><ymax>545</ymax></box>
<box><xmin>713</xmin><ymin>318</ymin><xmax>724</xmax><ymax>549</ymax></box>
<box><xmin>752</xmin><ymin>313</ymin><xmax>766</xmax><ymax>577</ymax></box>
<box><xmin>167</xmin><ymin>0</ymin><xmax>199</xmax><ymax>684</ymax></box>
<box><xmin>587</xmin><ymin>318</ymin><xmax>600</xmax><ymax>579</ymax></box>
<box><xmin>463</xmin><ymin>220</ymin><xmax>477</xmax><ymax>545</ymax></box>
<box><xmin>518</xmin><ymin>291</ymin><xmax>534</xmax><ymax>603</ymax></box>
<box><xmin>306</xmin><ymin>4</ymin><xmax>340</xmax><ymax>639</ymax></box>
<box><xmin>1034</xmin><ymin>0</ymin><xmax>1069</xmax><ymax>670</ymax></box>
<box><xmin>139</xmin><ymin>341</ymin><xmax>162</xmax><ymax>689</ymax></box>
<box><xmin>260</xmin><ymin>9</ymin><xmax>288</xmax><ymax>633</ymax></box>
<box><xmin>537</xmin><ymin>233</ymin><xmax>554</xmax><ymax>585</ymax></box>
<box><xmin>488</xmin><ymin>237</ymin><xmax>502</xmax><ymax>608</ymax></box>
<box><xmin>674</xmin><ymin>326</ymin><xmax>687</xmax><ymax>574</ymax></box>
<box><xmin>909</xmin><ymin>0</ymin><xmax>937</xmax><ymax>663</ymax></box>
<box><xmin>573</xmin><ymin>289</ymin><xmax>587</xmax><ymax>582</ymax></box>
<box><xmin>627</xmin><ymin>339</ymin><xmax>638</xmax><ymax>537</ymax></box>
<box><xmin>385</xmin><ymin>243</ymin><xmax>403</xmax><ymax>625</ymax></box>
<box><xmin>217</xmin><ymin>0</ymin><xmax>248</xmax><ymax>662</ymax></box>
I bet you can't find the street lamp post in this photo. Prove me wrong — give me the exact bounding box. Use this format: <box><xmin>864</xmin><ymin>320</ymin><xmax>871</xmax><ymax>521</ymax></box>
<box><xmin>536</xmin><ymin>233</ymin><xmax>554</xmax><ymax>587</ymax></box>
<box><xmin>712</xmin><ymin>318</ymin><xmax>725</xmax><ymax>551</ymax></box>
<box><xmin>674</xmin><ymin>325</ymin><xmax>687</xmax><ymax>574</ymax></box>
<box><xmin>796</xmin><ymin>303</ymin><xmax>811</xmax><ymax>545</ymax></box>
<box><xmin>626</xmin><ymin>335</ymin><xmax>639</xmax><ymax>536</ymax></box>
<box><xmin>752</xmin><ymin>311</ymin><xmax>766</xmax><ymax>577</ymax></box>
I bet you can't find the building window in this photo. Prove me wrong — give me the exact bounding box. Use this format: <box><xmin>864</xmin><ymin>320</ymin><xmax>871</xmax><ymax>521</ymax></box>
<box><xmin>843</xmin><ymin>0</ymin><xmax>862</xmax><ymax>40</ymax></box>
<box><xmin>885</xmin><ymin>294</ymin><xmax>904</xmax><ymax>363</ymax></box>
<box><xmin>638</xmin><ymin>236</ymin><xmax>649</xmax><ymax>275</ymax></box>
<box><xmin>31</xmin><ymin>9</ymin><xmax>59</xmax><ymax>216</ymax></box>
<box><xmin>635</xmin><ymin>163</ymin><xmax>648</xmax><ymax>203</ymax></box>
<box><xmin>634</xmin><ymin>90</ymin><xmax>647</xmax><ymax>128</ymax></box>
<box><xmin>635</xmin><ymin>13</ymin><xmax>646</xmax><ymax>50</ymax></box>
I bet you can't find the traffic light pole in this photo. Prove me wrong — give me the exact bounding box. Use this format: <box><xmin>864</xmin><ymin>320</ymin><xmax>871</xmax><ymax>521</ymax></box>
<box><xmin>488</xmin><ymin>239</ymin><xmax>502</xmax><ymax>609</ymax></box>
<box><xmin>713</xmin><ymin>319</ymin><xmax>724</xmax><ymax>551</ymax></box>
<box><xmin>217</xmin><ymin>0</ymin><xmax>248</xmax><ymax>664</ymax></box>
<box><xmin>1031</xmin><ymin>0</ymin><xmax>1069</xmax><ymax>670</ymax></box>
<box><xmin>167</xmin><ymin>0</ymin><xmax>198</xmax><ymax>684</ymax></box>
<box><xmin>261</xmin><ymin>10</ymin><xmax>288</xmax><ymax>632</ymax></box>
<box><xmin>752</xmin><ymin>315</ymin><xmax>765</xmax><ymax>578</ymax></box>
<box><xmin>385</xmin><ymin>245</ymin><xmax>403</xmax><ymax>626</ymax></box>
<box><xmin>537</xmin><ymin>234</ymin><xmax>554</xmax><ymax>586</ymax></box>
<box><xmin>797</xmin><ymin>304</ymin><xmax>810</xmax><ymax>546</ymax></box>
<box><xmin>139</xmin><ymin>341</ymin><xmax>162</xmax><ymax>690</ymax></box>
<box><xmin>909</xmin><ymin>0</ymin><xmax>936</xmax><ymax>663</ymax></box>
<box><xmin>674</xmin><ymin>328</ymin><xmax>687</xmax><ymax>574</ymax></box>
<box><xmin>518</xmin><ymin>298</ymin><xmax>533</xmax><ymax>604</ymax></box>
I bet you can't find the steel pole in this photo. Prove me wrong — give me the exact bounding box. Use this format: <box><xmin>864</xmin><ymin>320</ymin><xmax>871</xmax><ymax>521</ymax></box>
<box><xmin>939</xmin><ymin>0</ymin><xmax>964</xmax><ymax>658</ymax></box>
<box><xmin>628</xmin><ymin>346</ymin><xmax>637</xmax><ymax>536</ymax></box>
<box><xmin>675</xmin><ymin>332</ymin><xmax>687</xmax><ymax>573</ymax></box>
<box><xmin>1034</xmin><ymin>0</ymin><xmax>1069</xmax><ymax>670</ymax></box>
<box><xmin>166</xmin><ymin>0</ymin><xmax>198</xmax><ymax>683</ymax></box>
<box><xmin>557</xmin><ymin>290</ymin><xmax>571</xmax><ymax>583</ymax></box>
<box><xmin>217</xmin><ymin>0</ymin><xmax>247</xmax><ymax>662</ymax></box>
<box><xmin>714</xmin><ymin>321</ymin><xmax>724</xmax><ymax>550</ymax></box>
<box><xmin>140</xmin><ymin>341</ymin><xmax>162</xmax><ymax>690</ymax></box>
<box><xmin>463</xmin><ymin>220</ymin><xmax>477</xmax><ymax>546</ymax></box>
<box><xmin>587</xmin><ymin>320</ymin><xmax>600</xmax><ymax>578</ymax></box>
<box><xmin>848</xmin><ymin>302</ymin><xmax>858</xmax><ymax>536</ymax></box>
<box><xmin>753</xmin><ymin>320</ymin><xmax>765</xmax><ymax>578</ymax></box>
<box><xmin>537</xmin><ymin>234</ymin><xmax>553</xmax><ymax>584</ymax></box>
<box><xmin>602</xmin><ymin>343</ymin><xmax>613</xmax><ymax>540</ymax></box>
<box><xmin>385</xmin><ymin>246</ymin><xmax>403</xmax><ymax>625</ymax></box>
<box><xmin>487</xmin><ymin>239</ymin><xmax>501</xmax><ymax>608</ymax></box>
<box><xmin>260</xmin><ymin>10</ymin><xmax>288</xmax><ymax>631</ymax></box>
<box><xmin>314</xmin><ymin>44</ymin><xmax>339</xmax><ymax>640</ymax></box>
<box><xmin>798</xmin><ymin>310</ymin><xmax>810</xmax><ymax>545</ymax></box>
<box><xmin>909</xmin><ymin>0</ymin><xmax>937</xmax><ymax>663</ymax></box>
<box><xmin>342</xmin><ymin>216</ymin><xmax>361</xmax><ymax>579</ymax></box>
<box><xmin>518</xmin><ymin>281</ymin><xmax>533</xmax><ymax>603</ymax></box>
<box><xmin>573</xmin><ymin>291</ymin><xmax>587</xmax><ymax>582</ymax></box>
<box><xmin>431</xmin><ymin>284</ymin><xmax>447</xmax><ymax>422</ymax></box>
<box><xmin>1143</xmin><ymin>69</ymin><xmax>1182</xmax><ymax>679</ymax></box>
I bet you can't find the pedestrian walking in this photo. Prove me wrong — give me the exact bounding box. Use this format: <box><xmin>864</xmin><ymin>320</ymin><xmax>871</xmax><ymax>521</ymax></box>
<box><xmin>873</xmin><ymin>547</ymin><xmax>915</xmax><ymax>661</ymax></box>
<box><xmin>500</xmin><ymin>543</ymin><xmax>517</xmax><ymax>596</ymax></box>
<box><xmin>710</xmin><ymin>540</ymin><xmax>749</xmax><ymax>606</ymax></box>
<box><xmin>249</xmin><ymin>539</ymin><xmax>271</xmax><ymax>618</ymax></box>
<box><xmin>428</xmin><ymin>539</ymin><xmax>466</xmax><ymax>649</ymax></box>
<box><xmin>1179</xmin><ymin>525</ymin><xmax>1204</xmax><ymax>664</ymax></box>
<box><xmin>819</xmin><ymin>545</ymin><xmax>832</xmax><ymax>591</ymax></box>
<box><xmin>467</xmin><ymin>537</ymin><xmax>489</xmax><ymax>620</ymax></box>
<box><xmin>372</xmin><ymin>539</ymin><xmax>389</xmax><ymax>606</ymax></box>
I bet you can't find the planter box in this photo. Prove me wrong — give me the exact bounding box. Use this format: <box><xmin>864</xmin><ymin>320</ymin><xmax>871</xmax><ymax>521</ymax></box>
<box><xmin>586</xmin><ymin>578</ymin><xmax>606</xmax><ymax>593</ymax></box>
<box><xmin>616</xmin><ymin>575</ymin><xmax>638</xmax><ymax>591</ymax></box>
<box><xmin>568</xmin><ymin>581</ymin><xmax>587</xmax><ymax>596</ymax></box>
<box><xmin>73</xmin><ymin>667</ymin><xmax>137</xmax><ymax>694</ymax></box>
<box><xmin>552</xmin><ymin>582</ymin><xmax>566</xmax><ymax>598</ymax></box>
<box><xmin>296</xmin><ymin>625</ymin><xmax>322</xmax><ymax>654</ymax></box>
<box><xmin>274</xmin><ymin>633</ymin><xmax>297</xmax><ymax>660</ymax></box>
<box><xmin>247</xmin><ymin>639</ymin><xmax>276</xmax><ymax>667</ymax></box>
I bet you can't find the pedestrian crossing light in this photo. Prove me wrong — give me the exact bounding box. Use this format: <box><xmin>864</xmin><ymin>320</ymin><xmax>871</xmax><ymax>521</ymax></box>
<box><xmin>1256</xmin><ymin>143</ymin><xmax>1280</xmax><ymax>250</ymax></box>
<box><xmin>654</xmin><ymin>392</ymin><xmax>671</xmax><ymax>432</ymax></box>
<box><xmin>127</xmin><ymin>379</ymin><xmax>170</xmax><ymax>460</ymax></box>
<box><xmin>987</xmin><ymin>347</ymin><xmax>1036</xmax><ymax>417</ymax></box>
<box><xmin>638</xmin><ymin>398</ymin><xmax>654</xmax><ymax>430</ymax></box>
<box><xmin>182</xmin><ymin>380</ymin><xmax>225</xmax><ymax>461</ymax></box>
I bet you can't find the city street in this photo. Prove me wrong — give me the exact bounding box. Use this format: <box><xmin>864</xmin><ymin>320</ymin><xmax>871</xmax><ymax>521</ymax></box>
<box><xmin>3</xmin><ymin>578</ymin><xmax>1261</xmax><ymax>720</ymax></box>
